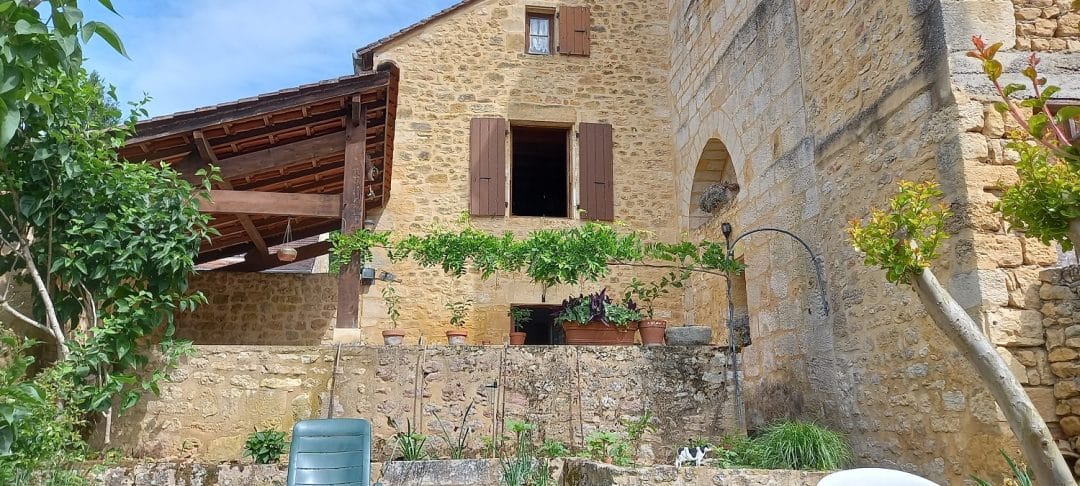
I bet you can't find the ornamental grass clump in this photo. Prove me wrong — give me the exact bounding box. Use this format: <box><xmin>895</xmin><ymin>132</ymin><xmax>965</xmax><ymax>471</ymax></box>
<box><xmin>751</xmin><ymin>421</ymin><xmax>851</xmax><ymax>471</ymax></box>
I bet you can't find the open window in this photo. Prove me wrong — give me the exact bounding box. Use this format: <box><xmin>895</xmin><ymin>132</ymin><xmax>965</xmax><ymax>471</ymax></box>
<box><xmin>511</xmin><ymin>304</ymin><xmax>564</xmax><ymax>344</ymax></box>
<box><xmin>511</xmin><ymin>126</ymin><xmax>569</xmax><ymax>217</ymax></box>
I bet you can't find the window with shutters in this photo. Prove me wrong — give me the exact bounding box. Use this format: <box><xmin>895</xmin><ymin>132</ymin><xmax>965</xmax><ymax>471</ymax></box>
<box><xmin>511</xmin><ymin>126</ymin><xmax>569</xmax><ymax>217</ymax></box>
<box><xmin>469</xmin><ymin>118</ymin><xmax>612</xmax><ymax>220</ymax></box>
<box><xmin>526</xmin><ymin>11</ymin><xmax>554</xmax><ymax>55</ymax></box>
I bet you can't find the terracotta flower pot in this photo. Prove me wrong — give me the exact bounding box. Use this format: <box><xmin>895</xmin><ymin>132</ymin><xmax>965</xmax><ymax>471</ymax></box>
<box><xmin>638</xmin><ymin>319</ymin><xmax>667</xmax><ymax>346</ymax></box>
<box><xmin>561</xmin><ymin>320</ymin><xmax>639</xmax><ymax>345</ymax></box>
<box><xmin>509</xmin><ymin>331</ymin><xmax>527</xmax><ymax>345</ymax></box>
<box><xmin>446</xmin><ymin>329</ymin><xmax>468</xmax><ymax>345</ymax></box>
<box><xmin>382</xmin><ymin>329</ymin><xmax>405</xmax><ymax>345</ymax></box>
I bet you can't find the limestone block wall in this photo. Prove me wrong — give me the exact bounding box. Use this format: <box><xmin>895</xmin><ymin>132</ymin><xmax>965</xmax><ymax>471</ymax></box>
<box><xmin>354</xmin><ymin>0</ymin><xmax>684</xmax><ymax>346</ymax></box>
<box><xmin>107</xmin><ymin>345</ymin><xmax>737</xmax><ymax>464</ymax></box>
<box><xmin>1039</xmin><ymin>266</ymin><xmax>1080</xmax><ymax>470</ymax></box>
<box><xmin>176</xmin><ymin>272</ymin><xmax>337</xmax><ymax>345</ymax></box>
<box><xmin>1013</xmin><ymin>0</ymin><xmax>1080</xmax><ymax>50</ymax></box>
<box><xmin>662</xmin><ymin>0</ymin><xmax>1075</xmax><ymax>482</ymax></box>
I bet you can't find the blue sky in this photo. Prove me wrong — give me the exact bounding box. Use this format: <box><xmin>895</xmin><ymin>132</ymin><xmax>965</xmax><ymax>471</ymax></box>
<box><xmin>80</xmin><ymin>0</ymin><xmax>458</xmax><ymax>116</ymax></box>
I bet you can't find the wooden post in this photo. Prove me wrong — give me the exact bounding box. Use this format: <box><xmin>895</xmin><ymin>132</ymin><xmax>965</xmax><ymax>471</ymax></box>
<box><xmin>337</xmin><ymin>97</ymin><xmax>367</xmax><ymax>330</ymax></box>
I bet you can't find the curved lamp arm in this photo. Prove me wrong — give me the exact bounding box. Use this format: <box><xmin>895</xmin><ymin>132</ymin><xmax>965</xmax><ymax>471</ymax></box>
<box><xmin>723</xmin><ymin>226</ymin><xmax>830</xmax><ymax>316</ymax></box>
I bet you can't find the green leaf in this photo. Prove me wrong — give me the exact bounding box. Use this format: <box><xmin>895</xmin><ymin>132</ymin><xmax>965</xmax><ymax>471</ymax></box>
<box><xmin>1002</xmin><ymin>83</ymin><xmax>1025</xmax><ymax>97</ymax></box>
<box><xmin>121</xmin><ymin>391</ymin><xmax>140</xmax><ymax>410</ymax></box>
<box><xmin>0</xmin><ymin>71</ymin><xmax>20</xmax><ymax>95</ymax></box>
<box><xmin>82</xmin><ymin>21</ymin><xmax>129</xmax><ymax>59</ymax></box>
<box><xmin>0</xmin><ymin>107</ymin><xmax>19</xmax><ymax>148</ymax></box>
<box><xmin>1055</xmin><ymin>106</ymin><xmax>1080</xmax><ymax>125</ymax></box>
<box><xmin>13</xmin><ymin>19</ymin><xmax>47</xmax><ymax>35</ymax></box>
<box><xmin>1029</xmin><ymin>112</ymin><xmax>1049</xmax><ymax>138</ymax></box>
<box><xmin>97</xmin><ymin>0</ymin><xmax>120</xmax><ymax>15</ymax></box>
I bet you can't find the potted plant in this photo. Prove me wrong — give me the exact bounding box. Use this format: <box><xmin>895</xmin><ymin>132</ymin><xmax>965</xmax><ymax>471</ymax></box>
<box><xmin>381</xmin><ymin>284</ymin><xmax>405</xmax><ymax>345</ymax></box>
<box><xmin>444</xmin><ymin>299</ymin><xmax>473</xmax><ymax>345</ymax></box>
<box><xmin>508</xmin><ymin>307</ymin><xmax>532</xmax><ymax>345</ymax></box>
<box><xmin>554</xmin><ymin>289</ymin><xmax>641</xmax><ymax>345</ymax></box>
<box><xmin>623</xmin><ymin>271</ymin><xmax>688</xmax><ymax>346</ymax></box>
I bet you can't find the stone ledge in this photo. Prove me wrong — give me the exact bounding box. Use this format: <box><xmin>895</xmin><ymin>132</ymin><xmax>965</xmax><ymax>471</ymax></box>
<box><xmin>89</xmin><ymin>460</ymin><xmax>830</xmax><ymax>486</ymax></box>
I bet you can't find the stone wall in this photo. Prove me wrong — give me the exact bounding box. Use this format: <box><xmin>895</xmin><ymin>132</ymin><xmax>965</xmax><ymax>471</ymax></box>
<box><xmin>663</xmin><ymin>0</ymin><xmax>1080</xmax><ymax>482</ymax></box>
<box><xmin>352</xmin><ymin>0</ymin><xmax>685</xmax><ymax>346</ymax></box>
<box><xmin>1039</xmin><ymin>266</ymin><xmax>1080</xmax><ymax>474</ymax></box>
<box><xmin>107</xmin><ymin>345</ymin><xmax>737</xmax><ymax>464</ymax></box>
<box><xmin>176</xmin><ymin>272</ymin><xmax>337</xmax><ymax>345</ymax></box>
<box><xmin>1013</xmin><ymin>0</ymin><xmax>1080</xmax><ymax>51</ymax></box>
<box><xmin>90</xmin><ymin>460</ymin><xmax>828</xmax><ymax>486</ymax></box>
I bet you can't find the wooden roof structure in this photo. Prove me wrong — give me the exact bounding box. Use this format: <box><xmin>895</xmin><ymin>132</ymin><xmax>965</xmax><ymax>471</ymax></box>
<box><xmin>121</xmin><ymin>66</ymin><xmax>399</xmax><ymax>275</ymax></box>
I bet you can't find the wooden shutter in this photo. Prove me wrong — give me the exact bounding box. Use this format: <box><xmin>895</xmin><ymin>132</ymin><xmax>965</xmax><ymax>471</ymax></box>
<box><xmin>557</xmin><ymin>6</ymin><xmax>591</xmax><ymax>56</ymax></box>
<box><xmin>578</xmin><ymin>123</ymin><xmax>613</xmax><ymax>221</ymax></box>
<box><xmin>469</xmin><ymin>117</ymin><xmax>507</xmax><ymax>217</ymax></box>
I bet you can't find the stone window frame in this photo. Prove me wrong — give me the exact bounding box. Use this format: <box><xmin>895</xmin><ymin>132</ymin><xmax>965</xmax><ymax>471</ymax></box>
<box><xmin>525</xmin><ymin>8</ymin><xmax>556</xmax><ymax>55</ymax></box>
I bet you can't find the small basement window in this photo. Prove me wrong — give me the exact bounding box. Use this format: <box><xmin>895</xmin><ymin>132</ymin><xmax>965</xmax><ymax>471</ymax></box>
<box><xmin>526</xmin><ymin>11</ymin><xmax>554</xmax><ymax>54</ymax></box>
<box><xmin>511</xmin><ymin>126</ymin><xmax>569</xmax><ymax>217</ymax></box>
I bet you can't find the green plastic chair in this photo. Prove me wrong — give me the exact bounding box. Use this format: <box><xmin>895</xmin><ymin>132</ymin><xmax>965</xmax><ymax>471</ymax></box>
<box><xmin>287</xmin><ymin>418</ymin><xmax>371</xmax><ymax>486</ymax></box>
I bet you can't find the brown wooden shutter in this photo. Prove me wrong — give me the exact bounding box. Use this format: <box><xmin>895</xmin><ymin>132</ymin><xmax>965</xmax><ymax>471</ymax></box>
<box><xmin>557</xmin><ymin>6</ymin><xmax>591</xmax><ymax>56</ymax></box>
<box><xmin>469</xmin><ymin>117</ymin><xmax>507</xmax><ymax>217</ymax></box>
<box><xmin>578</xmin><ymin>122</ymin><xmax>613</xmax><ymax>221</ymax></box>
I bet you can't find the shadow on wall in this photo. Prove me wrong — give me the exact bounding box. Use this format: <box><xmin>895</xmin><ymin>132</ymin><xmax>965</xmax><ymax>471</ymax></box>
<box><xmin>175</xmin><ymin>272</ymin><xmax>338</xmax><ymax>345</ymax></box>
<box><xmin>746</xmin><ymin>374</ymin><xmax>805</xmax><ymax>432</ymax></box>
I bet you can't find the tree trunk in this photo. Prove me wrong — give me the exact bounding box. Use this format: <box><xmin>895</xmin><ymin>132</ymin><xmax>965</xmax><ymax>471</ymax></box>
<box><xmin>1069</xmin><ymin>218</ymin><xmax>1080</xmax><ymax>260</ymax></box>
<box><xmin>19</xmin><ymin>245</ymin><xmax>67</xmax><ymax>359</ymax></box>
<box><xmin>911</xmin><ymin>269</ymin><xmax>1075</xmax><ymax>486</ymax></box>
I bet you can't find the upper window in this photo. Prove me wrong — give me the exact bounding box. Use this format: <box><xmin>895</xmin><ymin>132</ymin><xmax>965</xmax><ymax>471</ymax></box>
<box><xmin>527</xmin><ymin>12</ymin><xmax>553</xmax><ymax>55</ymax></box>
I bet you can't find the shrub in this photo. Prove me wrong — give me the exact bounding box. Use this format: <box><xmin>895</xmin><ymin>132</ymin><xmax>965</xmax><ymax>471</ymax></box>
<box><xmin>751</xmin><ymin>421</ymin><xmax>851</xmax><ymax>471</ymax></box>
<box><xmin>501</xmin><ymin>420</ymin><xmax>552</xmax><ymax>486</ymax></box>
<box><xmin>388</xmin><ymin>417</ymin><xmax>427</xmax><ymax>461</ymax></box>
<box><xmin>433</xmin><ymin>401</ymin><xmax>474</xmax><ymax>459</ymax></box>
<box><xmin>583</xmin><ymin>431</ymin><xmax>633</xmax><ymax>467</ymax></box>
<box><xmin>0</xmin><ymin>330</ymin><xmax>88</xmax><ymax>485</ymax></box>
<box><xmin>243</xmin><ymin>428</ymin><xmax>288</xmax><ymax>464</ymax></box>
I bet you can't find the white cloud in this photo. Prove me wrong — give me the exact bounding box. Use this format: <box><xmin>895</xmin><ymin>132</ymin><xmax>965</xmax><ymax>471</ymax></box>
<box><xmin>82</xmin><ymin>0</ymin><xmax>456</xmax><ymax>116</ymax></box>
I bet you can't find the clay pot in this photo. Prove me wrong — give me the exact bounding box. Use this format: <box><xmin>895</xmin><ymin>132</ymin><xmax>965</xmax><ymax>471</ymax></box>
<box><xmin>446</xmin><ymin>329</ymin><xmax>468</xmax><ymax>345</ymax></box>
<box><xmin>509</xmin><ymin>331</ymin><xmax>527</xmax><ymax>345</ymax></box>
<box><xmin>638</xmin><ymin>319</ymin><xmax>667</xmax><ymax>346</ymax></box>
<box><xmin>561</xmin><ymin>320</ymin><xmax>639</xmax><ymax>345</ymax></box>
<box><xmin>382</xmin><ymin>329</ymin><xmax>405</xmax><ymax>345</ymax></box>
<box><xmin>277</xmin><ymin>247</ymin><xmax>298</xmax><ymax>262</ymax></box>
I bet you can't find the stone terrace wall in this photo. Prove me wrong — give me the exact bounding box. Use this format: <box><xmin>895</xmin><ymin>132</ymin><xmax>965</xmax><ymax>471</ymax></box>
<box><xmin>107</xmin><ymin>345</ymin><xmax>737</xmax><ymax>464</ymax></box>
<box><xmin>1039</xmin><ymin>266</ymin><xmax>1080</xmax><ymax>475</ymax></box>
<box><xmin>176</xmin><ymin>272</ymin><xmax>337</xmax><ymax>345</ymax></box>
<box><xmin>1013</xmin><ymin>0</ymin><xmax>1080</xmax><ymax>51</ymax></box>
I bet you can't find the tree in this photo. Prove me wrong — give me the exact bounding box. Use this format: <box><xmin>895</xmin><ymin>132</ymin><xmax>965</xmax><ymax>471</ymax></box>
<box><xmin>0</xmin><ymin>0</ymin><xmax>215</xmax><ymax>454</ymax></box>
<box><xmin>850</xmin><ymin>183</ymin><xmax>1074</xmax><ymax>485</ymax></box>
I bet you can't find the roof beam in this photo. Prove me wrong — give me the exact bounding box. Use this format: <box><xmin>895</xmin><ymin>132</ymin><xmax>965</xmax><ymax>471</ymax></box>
<box><xmin>175</xmin><ymin>131</ymin><xmax>346</xmax><ymax>182</ymax></box>
<box><xmin>197</xmin><ymin>219</ymin><xmax>340</xmax><ymax>264</ymax></box>
<box><xmin>193</xmin><ymin>131</ymin><xmax>269</xmax><ymax>255</ymax></box>
<box><xmin>199</xmin><ymin>190</ymin><xmax>342</xmax><ymax>218</ymax></box>
<box><xmin>217</xmin><ymin>240</ymin><xmax>333</xmax><ymax>272</ymax></box>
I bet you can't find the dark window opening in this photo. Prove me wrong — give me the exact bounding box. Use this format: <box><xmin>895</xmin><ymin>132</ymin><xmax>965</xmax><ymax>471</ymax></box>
<box><xmin>511</xmin><ymin>304</ymin><xmax>564</xmax><ymax>344</ymax></box>
<box><xmin>511</xmin><ymin>126</ymin><xmax>568</xmax><ymax>217</ymax></box>
<box><xmin>526</xmin><ymin>12</ymin><xmax>554</xmax><ymax>54</ymax></box>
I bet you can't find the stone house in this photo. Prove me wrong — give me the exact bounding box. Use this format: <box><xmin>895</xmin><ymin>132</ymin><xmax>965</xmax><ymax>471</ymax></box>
<box><xmin>111</xmin><ymin>0</ymin><xmax>1080</xmax><ymax>482</ymax></box>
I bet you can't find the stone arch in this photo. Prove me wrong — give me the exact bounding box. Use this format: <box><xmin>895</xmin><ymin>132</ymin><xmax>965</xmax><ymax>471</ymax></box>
<box><xmin>688</xmin><ymin>138</ymin><xmax>739</xmax><ymax>230</ymax></box>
